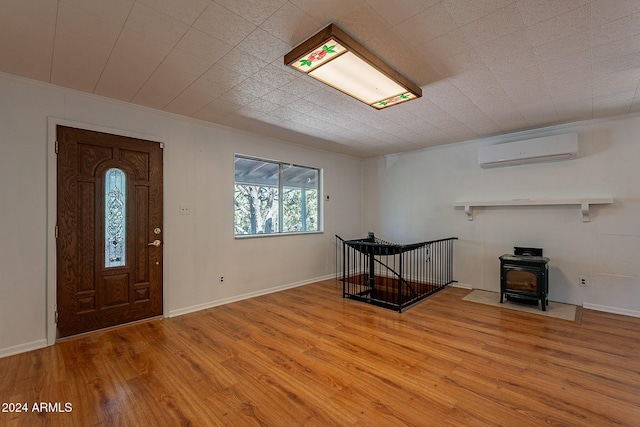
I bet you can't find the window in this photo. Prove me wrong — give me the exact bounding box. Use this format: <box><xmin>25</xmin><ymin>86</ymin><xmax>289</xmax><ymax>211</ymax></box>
<box><xmin>105</xmin><ymin>168</ymin><xmax>126</xmax><ymax>267</ymax></box>
<box><xmin>234</xmin><ymin>155</ymin><xmax>321</xmax><ymax>236</ymax></box>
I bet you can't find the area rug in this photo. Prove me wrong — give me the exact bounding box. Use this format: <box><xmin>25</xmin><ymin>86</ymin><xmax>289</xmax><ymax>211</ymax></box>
<box><xmin>462</xmin><ymin>289</ymin><xmax>580</xmax><ymax>322</ymax></box>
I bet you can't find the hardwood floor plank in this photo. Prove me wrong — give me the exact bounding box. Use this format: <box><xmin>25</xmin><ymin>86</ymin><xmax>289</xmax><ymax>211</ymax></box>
<box><xmin>1</xmin><ymin>280</ymin><xmax>639</xmax><ymax>426</ymax></box>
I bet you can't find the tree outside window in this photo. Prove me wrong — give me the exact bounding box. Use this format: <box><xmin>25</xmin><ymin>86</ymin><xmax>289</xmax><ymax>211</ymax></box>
<box><xmin>234</xmin><ymin>155</ymin><xmax>320</xmax><ymax>236</ymax></box>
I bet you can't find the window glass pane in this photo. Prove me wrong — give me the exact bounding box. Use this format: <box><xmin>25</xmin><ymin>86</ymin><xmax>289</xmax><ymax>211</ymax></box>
<box><xmin>282</xmin><ymin>187</ymin><xmax>302</xmax><ymax>232</ymax></box>
<box><xmin>105</xmin><ymin>168</ymin><xmax>126</xmax><ymax>267</ymax></box>
<box><xmin>234</xmin><ymin>185</ymin><xmax>279</xmax><ymax>234</ymax></box>
<box><xmin>282</xmin><ymin>165</ymin><xmax>318</xmax><ymax>233</ymax></box>
<box><xmin>234</xmin><ymin>157</ymin><xmax>280</xmax><ymax>235</ymax></box>
<box><xmin>234</xmin><ymin>155</ymin><xmax>321</xmax><ymax>236</ymax></box>
<box><xmin>306</xmin><ymin>188</ymin><xmax>319</xmax><ymax>231</ymax></box>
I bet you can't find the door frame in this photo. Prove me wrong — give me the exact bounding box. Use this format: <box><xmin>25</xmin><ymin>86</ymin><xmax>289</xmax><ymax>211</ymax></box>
<box><xmin>46</xmin><ymin>117</ymin><xmax>167</xmax><ymax>345</ymax></box>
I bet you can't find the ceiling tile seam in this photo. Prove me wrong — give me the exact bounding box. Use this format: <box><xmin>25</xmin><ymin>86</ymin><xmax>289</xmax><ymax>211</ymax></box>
<box><xmin>470</xmin><ymin>13</ymin><xmax>560</xmax><ymax>130</ymax></box>
<box><xmin>173</xmin><ymin>62</ymin><xmax>255</xmax><ymax>113</ymax></box>
<box><xmin>143</xmin><ymin>59</ymin><xmax>191</xmax><ymax>110</ymax></box>
<box><xmin>188</xmin><ymin>89</ymin><xmax>237</xmax><ymax>120</ymax></box>
<box><xmin>158</xmin><ymin>57</ymin><xmax>244</xmax><ymax>112</ymax></box>
<box><xmin>208</xmin><ymin>2</ymin><xmax>257</xmax><ymax>49</ymax></box>
<box><xmin>446</xmin><ymin>70</ymin><xmax>525</xmax><ymax>134</ymax></box>
<box><xmin>90</xmin><ymin>1</ymin><xmax>137</xmax><ymax>94</ymax></box>
<box><xmin>7</xmin><ymin>0</ymin><xmax>635</xmax><ymax>158</ymax></box>
<box><xmin>632</xmin><ymin>80</ymin><xmax>640</xmax><ymax>114</ymax></box>
<box><xmin>524</xmin><ymin>83</ymin><xmax>561</xmax><ymax>127</ymax></box>
<box><xmin>472</xmin><ymin>64</ymin><xmax>529</xmax><ymax>130</ymax></box>
<box><xmin>409</xmin><ymin>100</ymin><xmax>477</xmax><ymax>140</ymax></box>
<box><xmin>426</xmin><ymin>117</ymin><xmax>477</xmax><ymax>143</ymax></box>
<box><xmin>375</xmin><ymin>0</ymin><xmax>499</xmax><ymax>140</ymax></box>
<box><xmin>256</xmin><ymin>1</ymin><xmax>291</xmax><ymax>38</ymax></box>
<box><xmin>516</xmin><ymin>0</ymin><xmax>591</xmax><ymax>27</ymax></box>
<box><xmin>138</xmin><ymin>0</ymin><xmax>211</xmax><ymax>27</ymax></box>
<box><xmin>49</xmin><ymin>0</ymin><xmax>61</xmax><ymax>83</ymax></box>
<box><xmin>440</xmin><ymin>72</ymin><xmax>511</xmax><ymax>134</ymax></box>
<box><xmin>362</xmin><ymin>0</ymin><xmax>428</xmax><ymax>28</ymax></box>
<box><xmin>98</xmin><ymin>1</ymin><xmax>214</xmax><ymax>104</ymax></box>
<box><xmin>129</xmin><ymin>49</ymin><xmax>183</xmax><ymax>103</ymax></box>
<box><xmin>588</xmin><ymin>1</ymin><xmax>595</xmax><ymax>119</ymax></box>
<box><xmin>521</xmin><ymin>4</ymin><xmax>592</xmax><ymax>49</ymax></box>
<box><xmin>391</xmin><ymin>1</ymin><xmax>462</xmax><ymax>54</ymax></box>
<box><xmin>439</xmin><ymin>3</ymin><xmax>535</xmax><ymax>130</ymax></box>
<box><xmin>353</xmin><ymin>1</ymin><xmax>392</xmax><ymax>35</ymax></box>
<box><xmin>403</xmin><ymin>109</ymin><xmax>467</xmax><ymax>142</ymax></box>
<box><xmin>158</xmin><ymin>3</ymin><xmax>275</xmax><ymax>112</ymax></box>
<box><xmin>128</xmin><ymin>7</ymin><xmax>206</xmax><ymax>103</ymax></box>
<box><xmin>484</xmin><ymin>76</ymin><xmax>556</xmax><ymax>128</ymax></box>
<box><xmin>380</xmin><ymin>23</ymin><xmax>447</xmax><ymax>96</ymax></box>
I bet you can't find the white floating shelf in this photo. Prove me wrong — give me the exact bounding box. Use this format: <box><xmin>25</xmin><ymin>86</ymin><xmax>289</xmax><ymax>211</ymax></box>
<box><xmin>453</xmin><ymin>198</ymin><xmax>613</xmax><ymax>222</ymax></box>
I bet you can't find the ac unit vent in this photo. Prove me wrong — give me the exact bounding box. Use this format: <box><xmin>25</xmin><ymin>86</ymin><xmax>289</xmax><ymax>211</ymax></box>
<box><xmin>478</xmin><ymin>133</ymin><xmax>578</xmax><ymax>168</ymax></box>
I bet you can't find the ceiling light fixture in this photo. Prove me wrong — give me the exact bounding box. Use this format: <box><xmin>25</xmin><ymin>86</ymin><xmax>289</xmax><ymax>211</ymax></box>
<box><xmin>284</xmin><ymin>24</ymin><xmax>422</xmax><ymax>110</ymax></box>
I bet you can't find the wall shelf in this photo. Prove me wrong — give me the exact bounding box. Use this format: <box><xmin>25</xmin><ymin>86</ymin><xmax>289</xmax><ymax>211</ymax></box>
<box><xmin>453</xmin><ymin>198</ymin><xmax>613</xmax><ymax>222</ymax></box>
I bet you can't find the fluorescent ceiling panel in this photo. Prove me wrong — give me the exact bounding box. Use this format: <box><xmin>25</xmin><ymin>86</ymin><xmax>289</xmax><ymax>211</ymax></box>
<box><xmin>285</xmin><ymin>24</ymin><xmax>421</xmax><ymax>109</ymax></box>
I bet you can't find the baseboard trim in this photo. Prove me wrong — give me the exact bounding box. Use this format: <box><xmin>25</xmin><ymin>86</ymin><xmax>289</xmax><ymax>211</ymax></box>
<box><xmin>451</xmin><ymin>282</ymin><xmax>473</xmax><ymax>290</ymax></box>
<box><xmin>0</xmin><ymin>339</ymin><xmax>48</xmax><ymax>359</ymax></box>
<box><xmin>583</xmin><ymin>303</ymin><xmax>640</xmax><ymax>318</ymax></box>
<box><xmin>168</xmin><ymin>274</ymin><xmax>335</xmax><ymax>318</ymax></box>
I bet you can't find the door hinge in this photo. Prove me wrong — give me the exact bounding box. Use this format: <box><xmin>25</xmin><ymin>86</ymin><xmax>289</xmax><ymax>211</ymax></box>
<box><xmin>55</xmin><ymin>140</ymin><xmax>59</xmax><ymax>154</ymax></box>
<box><xmin>55</xmin><ymin>225</ymin><xmax>58</xmax><ymax>239</ymax></box>
<box><xmin>159</xmin><ymin>142</ymin><xmax>164</xmax><ymax>149</ymax></box>
<box><xmin>55</xmin><ymin>311</ymin><xmax>59</xmax><ymax>324</ymax></box>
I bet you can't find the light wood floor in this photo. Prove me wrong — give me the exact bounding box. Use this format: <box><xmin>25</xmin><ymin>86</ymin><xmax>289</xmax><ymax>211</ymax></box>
<box><xmin>2</xmin><ymin>280</ymin><xmax>640</xmax><ymax>426</ymax></box>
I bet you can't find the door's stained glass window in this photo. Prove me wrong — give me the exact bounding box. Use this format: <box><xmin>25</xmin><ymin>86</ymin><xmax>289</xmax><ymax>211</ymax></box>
<box><xmin>105</xmin><ymin>168</ymin><xmax>126</xmax><ymax>268</ymax></box>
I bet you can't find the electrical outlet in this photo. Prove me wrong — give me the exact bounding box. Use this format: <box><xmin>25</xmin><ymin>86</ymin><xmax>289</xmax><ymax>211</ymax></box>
<box><xmin>219</xmin><ymin>276</ymin><xmax>224</xmax><ymax>284</ymax></box>
<box><xmin>579</xmin><ymin>277</ymin><xmax>587</xmax><ymax>287</ymax></box>
<box><xmin>180</xmin><ymin>205</ymin><xmax>191</xmax><ymax>215</ymax></box>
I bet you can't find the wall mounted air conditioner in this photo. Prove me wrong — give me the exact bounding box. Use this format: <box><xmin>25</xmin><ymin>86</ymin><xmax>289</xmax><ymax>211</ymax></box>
<box><xmin>478</xmin><ymin>133</ymin><xmax>578</xmax><ymax>168</ymax></box>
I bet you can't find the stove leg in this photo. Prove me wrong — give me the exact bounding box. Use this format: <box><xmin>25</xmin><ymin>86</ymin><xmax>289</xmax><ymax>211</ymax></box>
<box><xmin>500</xmin><ymin>293</ymin><xmax>504</xmax><ymax>303</ymax></box>
<box><xmin>541</xmin><ymin>296</ymin><xmax>546</xmax><ymax>311</ymax></box>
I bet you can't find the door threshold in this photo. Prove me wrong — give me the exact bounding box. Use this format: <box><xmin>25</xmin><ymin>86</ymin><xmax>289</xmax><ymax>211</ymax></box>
<box><xmin>56</xmin><ymin>315</ymin><xmax>164</xmax><ymax>343</ymax></box>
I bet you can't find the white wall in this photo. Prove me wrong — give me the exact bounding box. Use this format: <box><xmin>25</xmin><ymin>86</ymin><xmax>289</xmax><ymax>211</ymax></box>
<box><xmin>0</xmin><ymin>73</ymin><xmax>362</xmax><ymax>357</ymax></box>
<box><xmin>362</xmin><ymin>114</ymin><xmax>640</xmax><ymax>316</ymax></box>
<box><xmin>4</xmin><ymin>69</ymin><xmax>639</xmax><ymax>358</ymax></box>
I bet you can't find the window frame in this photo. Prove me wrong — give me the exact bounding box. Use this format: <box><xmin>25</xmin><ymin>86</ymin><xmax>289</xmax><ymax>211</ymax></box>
<box><xmin>234</xmin><ymin>154</ymin><xmax>323</xmax><ymax>238</ymax></box>
<box><xmin>104</xmin><ymin>167</ymin><xmax>127</xmax><ymax>268</ymax></box>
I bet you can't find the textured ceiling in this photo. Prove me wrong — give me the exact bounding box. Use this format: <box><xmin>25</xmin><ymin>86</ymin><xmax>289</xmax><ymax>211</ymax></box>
<box><xmin>1</xmin><ymin>0</ymin><xmax>639</xmax><ymax>158</ymax></box>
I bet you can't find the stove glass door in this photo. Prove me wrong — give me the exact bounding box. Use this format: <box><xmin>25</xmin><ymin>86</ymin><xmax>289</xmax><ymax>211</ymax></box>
<box><xmin>505</xmin><ymin>269</ymin><xmax>537</xmax><ymax>292</ymax></box>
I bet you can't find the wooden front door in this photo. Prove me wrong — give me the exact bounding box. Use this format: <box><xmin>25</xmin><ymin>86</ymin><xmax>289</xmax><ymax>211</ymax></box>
<box><xmin>56</xmin><ymin>126</ymin><xmax>163</xmax><ymax>337</ymax></box>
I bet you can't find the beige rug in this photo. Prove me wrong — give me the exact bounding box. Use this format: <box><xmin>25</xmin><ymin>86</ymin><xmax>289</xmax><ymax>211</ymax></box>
<box><xmin>462</xmin><ymin>289</ymin><xmax>580</xmax><ymax>322</ymax></box>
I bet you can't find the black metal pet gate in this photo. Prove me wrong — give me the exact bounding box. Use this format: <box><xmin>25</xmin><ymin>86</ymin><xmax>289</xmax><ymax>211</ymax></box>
<box><xmin>336</xmin><ymin>233</ymin><xmax>457</xmax><ymax>312</ymax></box>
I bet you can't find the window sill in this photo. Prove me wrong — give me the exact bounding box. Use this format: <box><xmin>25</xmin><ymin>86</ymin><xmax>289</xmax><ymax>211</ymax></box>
<box><xmin>234</xmin><ymin>230</ymin><xmax>324</xmax><ymax>239</ymax></box>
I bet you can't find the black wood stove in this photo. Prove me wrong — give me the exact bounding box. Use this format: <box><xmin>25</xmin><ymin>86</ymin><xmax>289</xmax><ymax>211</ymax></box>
<box><xmin>499</xmin><ymin>247</ymin><xmax>549</xmax><ymax>311</ymax></box>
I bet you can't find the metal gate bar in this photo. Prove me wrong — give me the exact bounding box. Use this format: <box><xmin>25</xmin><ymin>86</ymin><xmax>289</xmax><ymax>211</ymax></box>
<box><xmin>336</xmin><ymin>233</ymin><xmax>458</xmax><ymax>312</ymax></box>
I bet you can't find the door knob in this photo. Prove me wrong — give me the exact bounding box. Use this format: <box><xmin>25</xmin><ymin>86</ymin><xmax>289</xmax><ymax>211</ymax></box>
<box><xmin>148</xmin><ymin>239</ymin><xmax>162</xmax><ymax>247</ymax></box>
